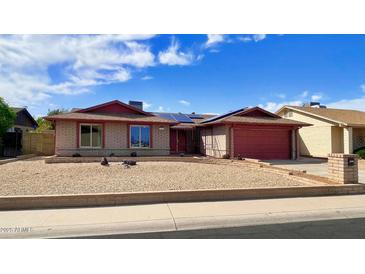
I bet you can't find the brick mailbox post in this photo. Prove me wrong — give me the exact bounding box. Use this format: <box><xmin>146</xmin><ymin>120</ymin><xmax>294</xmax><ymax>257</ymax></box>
<box><xmin>328</xmin><ymin>153</ymin><xmax>359</xmax><ymax>184</ymax></box>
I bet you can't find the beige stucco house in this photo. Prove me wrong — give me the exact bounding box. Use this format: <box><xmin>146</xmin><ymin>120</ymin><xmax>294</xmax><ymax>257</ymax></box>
<box><xmin>277</xmin><ymin>105</ymin><xmax>365</xmax><ymax>157</ymax></box>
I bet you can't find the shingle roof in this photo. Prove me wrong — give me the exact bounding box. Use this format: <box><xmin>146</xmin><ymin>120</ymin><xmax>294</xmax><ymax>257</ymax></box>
<box><xmin>44</xmin><ymin>112</ymin><xmax>177</xmax><ymax>124</ymax></box>
<box><xmin>199</xmin><ymin>107</ymin><xmax>310</xmax><ymax>126</ymax></box>
<box><xmin>284</xmin><ymin>106</ymin><xmax>365</xmax><ymax>126</ymax></box>
<box><xmin>201</xmin><ymin>116</ymin><xmax>310</xmax><ymax>126</ymax></box>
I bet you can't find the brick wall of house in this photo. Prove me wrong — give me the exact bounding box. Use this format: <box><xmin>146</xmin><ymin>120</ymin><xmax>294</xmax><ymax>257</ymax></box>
<box><xmin>105</xmin><ymin>122</ymin><xmax>127</xmax><ymax>149</ymax></box>
<box><xmin>55</xmin><ymin>120</ymin><xmax>77</xmax><ymax>154</ymax></box>
<box><xmin>152</xmin><ymin>124</ymin><xmax>169</xmax><ymax>150</ymax></box>
<box><xmin>55</xmin><ymin>121</ymin><xmax>170</xmax><ymax>156</ymax></box>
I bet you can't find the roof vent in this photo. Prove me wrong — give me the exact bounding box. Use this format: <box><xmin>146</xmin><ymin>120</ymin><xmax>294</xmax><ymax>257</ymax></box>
<box><xmin>129</xmin><ymin>101</ymin><xmax>143</xmax><ymax>110</ymax></box>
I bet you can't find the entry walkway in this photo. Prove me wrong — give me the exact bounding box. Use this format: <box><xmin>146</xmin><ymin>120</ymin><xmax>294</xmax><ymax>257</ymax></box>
<box><xmin>2</xmin><ymin>194</ymin><xmax>365</xmax><ymax>238</ymax></box>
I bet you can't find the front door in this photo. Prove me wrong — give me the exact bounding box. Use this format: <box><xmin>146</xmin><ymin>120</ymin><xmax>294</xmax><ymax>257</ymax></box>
<box><xmin>177</xmin><ymin>130</ymin><xmax>187</xmax><ymax>152</ymax></box>
<box><xmin>170</xmin><ymin>129</ymin><xmax>187</xmax><ymax>153</ymax></box>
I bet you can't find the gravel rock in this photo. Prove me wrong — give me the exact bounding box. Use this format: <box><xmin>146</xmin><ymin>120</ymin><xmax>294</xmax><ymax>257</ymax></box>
<box><xmin>0</xmin><ymin>157</ymin><xmax>316</xmax><ymax>196</ymax></box>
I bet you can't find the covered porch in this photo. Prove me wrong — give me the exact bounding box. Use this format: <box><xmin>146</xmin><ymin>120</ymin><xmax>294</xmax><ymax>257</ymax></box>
<box><xmin>332</xmin><ymin>126</ymin><xmax>365</xmax><ymax>154</ymax></box>
<box><xmin>169</xmin><ymin>124</ymin><xmax>199</xmax><ymax>154</ymax></box>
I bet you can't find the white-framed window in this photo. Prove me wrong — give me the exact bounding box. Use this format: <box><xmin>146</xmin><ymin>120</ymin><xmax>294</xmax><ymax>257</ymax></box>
<box><xmin>80</xmin><ymin>124</ymin><xmax>102</xmax><ymax>148</ymax></box>
<box><xmin>130</xmin><ymin>125</ymin><xmax>150</xmax><ymax>148</ymax></box>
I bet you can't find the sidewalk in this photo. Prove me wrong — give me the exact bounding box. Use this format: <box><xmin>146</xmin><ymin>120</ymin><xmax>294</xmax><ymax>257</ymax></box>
<box><xmin>2</xmin><ymin>194</ymin><xmax>365</xmax><ymax>238</ymax></box>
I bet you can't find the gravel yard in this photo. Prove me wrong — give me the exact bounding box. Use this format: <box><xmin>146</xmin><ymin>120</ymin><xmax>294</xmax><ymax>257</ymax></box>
<box><xmin>0</xmin><ymin>157</ymin><xmax>315</xmax><ymax>196</ymax></box>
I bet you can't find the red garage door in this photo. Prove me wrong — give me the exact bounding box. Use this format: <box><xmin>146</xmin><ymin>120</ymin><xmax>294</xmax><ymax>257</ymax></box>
<box><xmin>234</xmin><ymin>126</ymin><xmax>292</xmax><ymax>160</ymax></box>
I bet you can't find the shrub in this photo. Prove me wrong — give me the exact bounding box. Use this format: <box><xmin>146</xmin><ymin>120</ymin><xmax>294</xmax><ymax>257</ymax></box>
<box><xmin>222</xmin><ymin>154</ymin><xmax>230</xmax><ymax>159</ymax></box>
<box><xmin>354</xmin><ymin>147</ymin><xmax>365</xmax><ymax>159</ymax></box>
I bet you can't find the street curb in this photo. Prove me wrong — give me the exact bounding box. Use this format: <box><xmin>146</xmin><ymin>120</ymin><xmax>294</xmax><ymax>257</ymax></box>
<box><xmin>1</xmin><ymin>184</ymin><xmax>365</xmax><ymax>210</ymax></box>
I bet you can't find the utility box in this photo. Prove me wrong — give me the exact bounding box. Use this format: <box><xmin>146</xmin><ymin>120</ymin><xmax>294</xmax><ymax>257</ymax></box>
<box><xmin>328</xmin><ymin>153</ymin><xmax>359</xmax><ymax>184</ymax></box>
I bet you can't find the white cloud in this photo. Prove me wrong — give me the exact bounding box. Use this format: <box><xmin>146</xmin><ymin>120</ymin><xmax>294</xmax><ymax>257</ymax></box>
<box><xmin>179</xmin><ymin>100</ymin><xmax>191</xmax><ymax>106</ymax></box>
<box><xmin>300</xmin><ymin>90</ymin><xmax>309</xmax><ymax>99</ymax></box>
<box><xmin>142</xmin><ymin>101</ymin><xmax>152</xmax><ymax>109</ymax></box>
<box><xmin>156</xmin><ymin>106</ymin><xmax>165</xmax><ymax>112</ymax></box>
<box><xmin>158</xmin><ymin>40</ymin><xmax>195</xmax><ymax>66</ymax></box>
<box><xmin>205</xmin><ymin>34</ymin><xmax>225</xmax><ymax>47</ymax></box>
<box><xmin>361</xmin><ymin>84</ymin><xmax>365</xmax><ymax>92</ymax></box>
<box><xmin>141</xmin><ymin>75</ymin><xmax>153</xmax><ymax>80</ymax></box>
<box><xmin>327</xmin><ymin>97</ymin><xmax>365</xmax><ymax>111</ymax></box>
<box><xmin>253</xmin><ymin>34</ymin><xmax>266</xmax><ymax>42</ymax></box>
<box><xmin>259</xmin><ymin>100</ymin><xmax>303</xmax><ymax>113</ymax></box>
<box><xmin>311</xmin><ymin>94</ymin><xmax>322</xmax><ymax>101</ymax></box>
<box><xmin>276</xmin><ymin>93</ymin><xmax>286</xmax><ymax>99</ymax></box>
<box><xmin>238</xmin><ymin>36</ymin><xmax>253</xmax><ymax>43</ymax></box>
<box><xmin>0</xmin><ymin>34</ymin><xmax>156</xmax><ymax>107</ymax></box>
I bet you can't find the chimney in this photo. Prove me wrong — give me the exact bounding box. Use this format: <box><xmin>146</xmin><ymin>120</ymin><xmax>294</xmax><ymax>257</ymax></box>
<box><xmin>129</xmin><ymin>101</ymin><xmax>143</xmax><ymax>110</ymax></box>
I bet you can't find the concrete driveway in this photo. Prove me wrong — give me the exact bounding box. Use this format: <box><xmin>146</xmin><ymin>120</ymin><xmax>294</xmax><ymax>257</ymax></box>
<box><xmin>265</xmin><ymin>157</ymin><xmax>365</xmax><ymax>184</ymax></box>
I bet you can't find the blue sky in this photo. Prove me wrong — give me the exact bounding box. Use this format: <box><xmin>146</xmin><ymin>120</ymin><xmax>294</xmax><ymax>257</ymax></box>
<box><xmin>1</xmin><ymin>34</ymin><xmax>365</xmax><ymax>117</ymax></box>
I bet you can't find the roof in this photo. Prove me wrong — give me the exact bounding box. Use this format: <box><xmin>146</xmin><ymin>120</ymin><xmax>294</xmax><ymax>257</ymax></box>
<box><xmin>278</xmin><ymin>105</ymin><xmax>365</xmax><ymax>126</ymax></box>
<box><xmin>76</xmin><ymin>100</ymin><xmax>152</xmax><ymax>116</ymax></box>
<box><xmin>199</xmin><ymin>107</ymin><xmax>309</xmax><ymax>126</ymax></box>
<box><xmin>11</xmin><ymin>107</ymin><xmax>38</xmax><ymax>127</ymax></box>
<box><xmin>216</xmin><ymin>116</ymin><xmax>310</xmax><ymax>126</ymax></box>
<box><xmin>44</xmin><ymin>112</ymin><xmax>177</xmax><ymax>124</ymax></box>
<box><xmin>200</xmin><ymin>108</ymin><xmax>248</xmax><ymax>124</ymax></box>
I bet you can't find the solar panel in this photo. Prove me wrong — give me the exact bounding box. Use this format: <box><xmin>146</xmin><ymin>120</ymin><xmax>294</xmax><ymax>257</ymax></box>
<box><xmin>171</xmin><ymin>113</ymin><xmax>194</xmax><ymax>123</ymax></box>
<box><xmin>153</xmin><ymin>112</ymin><xmax>194</xmax><ymax>123</ymax></box>
<box><xmin>200</xmin><ymin>107</ymin><xmax>248</xmax><ymax>124</ymax></box>
<box><xmin>155</xmin><ymin>112</ymin><xmax>175</xmax><ymax>121</ymax></box>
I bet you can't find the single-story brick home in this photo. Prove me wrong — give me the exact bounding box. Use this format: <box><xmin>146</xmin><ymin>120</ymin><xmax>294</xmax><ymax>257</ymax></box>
<box><xmin>277</xmin><ymin>104</ymin><xmax>365</xmax><ymax>157</ymax></box>
<box><xmin>45</xmin><ymin>100</ymin><xmax>309</xmax><ymax>159</ymax></box>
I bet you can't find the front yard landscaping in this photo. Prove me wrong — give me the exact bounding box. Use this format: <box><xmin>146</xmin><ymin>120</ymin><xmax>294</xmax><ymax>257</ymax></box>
<box><xmin>0</xmin><ymin>157</ymin><xmax>326</xmax><ymax>196</ymax></box>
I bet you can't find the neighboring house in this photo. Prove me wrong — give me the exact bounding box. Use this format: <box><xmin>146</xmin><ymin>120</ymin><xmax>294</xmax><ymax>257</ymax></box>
<box><xmin>8</xmin><ymin>107</ymin><xmax>38</xmax><ymax>133</ymax></box>
<box><xmin>1</xmin><ymin>107</ymin><xmax>38</xmax><ymax>157</ymax></box>
<box><xmin>45</xmin><ymin>100</ymin><xmax>309</xmax><ymax>159</ymax></box>
<box><xmin>276</xmin><ymin>105</ymin><xmax>365</xmax><ymax>157</ymax></box>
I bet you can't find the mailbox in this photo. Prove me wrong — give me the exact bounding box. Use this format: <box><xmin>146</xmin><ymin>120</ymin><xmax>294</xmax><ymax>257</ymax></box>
<box><xmin>348</xmin><ymin>157</ymin><xmax>355</xmax><ymax>166</ymax></box>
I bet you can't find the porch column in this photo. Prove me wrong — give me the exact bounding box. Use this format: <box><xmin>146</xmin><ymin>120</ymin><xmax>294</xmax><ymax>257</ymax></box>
<box><xmin>343</xmin><ymin>127</ymin><xmax>353</xmax><ymax>154</ymax></box>
<box><xmin>296</xmin><ymin>128</ymin><xmax>300</xmax><ymax>159</ymax></box>
<box><xmin>291</xmin><ymin>129</ymin><xmax>296</xmax><ymax>160</ymax></box>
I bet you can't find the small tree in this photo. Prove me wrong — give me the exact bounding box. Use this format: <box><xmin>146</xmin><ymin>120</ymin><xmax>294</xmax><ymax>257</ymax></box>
<box><xmin>34</xmin><ymin>108</ymin><xmax>68</xmax><ymax>132</ymax></box>
<box><xmin>0</xmin><ymin>97</ymin><xmax>16</xmax><ymax>137</ymax></box>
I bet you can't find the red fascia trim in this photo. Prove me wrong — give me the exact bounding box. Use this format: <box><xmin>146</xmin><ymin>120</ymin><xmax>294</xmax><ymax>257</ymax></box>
<box><xmin>46</xmin><ymin>118</ymin><xmax>175</xmax><ymax>125</ymax></box>
<box><xmin>215</xmin><ymin>122</ymin><xmax>302</xmax><ymax>128</ymax></box>
<box><xmin>75</xmin><ymin>100</ymin><xmax>153</xmax><ymax>116</ymax></box>
<box><xmin>240</xmin><ymin>107</ymin><xmax>281</xmax><ymax>118</ymax></box>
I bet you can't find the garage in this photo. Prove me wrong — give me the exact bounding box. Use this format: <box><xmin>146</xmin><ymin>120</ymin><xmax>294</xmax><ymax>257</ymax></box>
<box><xmin>199</xmin><ymin>106</ymin><xmax>309</xmax><ymax>160</ymax></box>
<box><xmin>233</xmin><ymin>125</ymin><xmax>292</xmax><ymax>160</ymax></box>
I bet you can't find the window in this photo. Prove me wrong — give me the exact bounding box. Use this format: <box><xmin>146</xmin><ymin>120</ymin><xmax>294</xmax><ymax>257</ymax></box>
<box><xmin>130</xmin><ymin>125</ymin><xmax>150</xmax><ymax>148</ymax></box>
<box><xmin>80</xmin><ymin>124</ymin><xmax>102</xmax><ymax>148</ymax></box>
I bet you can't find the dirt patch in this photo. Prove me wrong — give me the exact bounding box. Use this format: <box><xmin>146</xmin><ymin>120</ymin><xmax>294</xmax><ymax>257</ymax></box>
<box><xmin>0</xmin><ymin>157</ymin><xmax>323</xmax><ymax>196</ymax></box>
